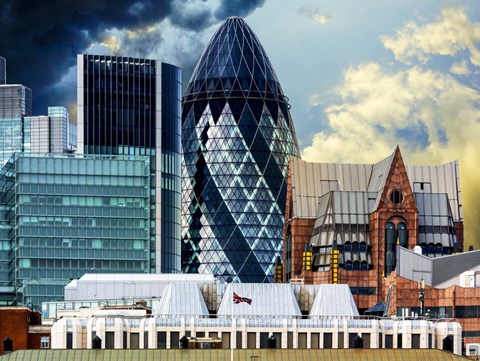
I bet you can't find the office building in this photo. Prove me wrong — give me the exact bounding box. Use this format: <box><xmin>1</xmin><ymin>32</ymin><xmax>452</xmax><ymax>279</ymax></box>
<box><xmin>77</xmin><ymin>55</ymin><xmax>182</xmax><ymax>273</ymax></box>
<box><xmin>181</xmin><ymin>17</ymin><xmax>300</xmax><ymax>282</ymax></box>
<box><xmin>0</xmin><ymin>153</ymin><xmax>152</xmax><ymax>306</ymax></box>
<box><xmin>24</xmin><ymin>106</ymin><xmax>76</xmax><ymax>154</ymax></box>
<box><xmin>0</xmin><ymin>57</ymin><xmax>75</xmax><ymax>165</ymax></box>
<box><xmin>0</xmin><ymin>83</ymin><xmax>32</xmax><ymax>165</ymax></box>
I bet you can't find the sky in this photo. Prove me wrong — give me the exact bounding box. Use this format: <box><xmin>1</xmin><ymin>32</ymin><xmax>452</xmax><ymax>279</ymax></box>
<box><xmin>1</xmin><ymin>0</ymin><xmax>479</xmax><ymax>248</ymax></box>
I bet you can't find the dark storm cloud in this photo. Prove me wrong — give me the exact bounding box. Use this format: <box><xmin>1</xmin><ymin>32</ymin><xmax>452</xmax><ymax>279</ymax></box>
<box><xmin>0</xmin><ymin>0</ymin><xmax>265</xmax><ymax>114</ymax></box>
<box><xmin>214</xmin><ymin>0</ymin><xmax>266</xmax><ymax>19</ymax></box>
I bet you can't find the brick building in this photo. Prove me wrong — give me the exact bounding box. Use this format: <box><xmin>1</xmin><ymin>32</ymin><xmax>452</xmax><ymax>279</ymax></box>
<box><xmin>0</xmin><ymin>307</ymin><xmax>50</xmax><ymax>355</ymax></box>
<box><xmin>282</xmin><ymin>147</ymin><xmax>480</xmax><ymax>346</ymax></box>
<box><xmin>385</xmin><ymin>247</ymin><xmax>480</xmax><ymax>345</ymax></box>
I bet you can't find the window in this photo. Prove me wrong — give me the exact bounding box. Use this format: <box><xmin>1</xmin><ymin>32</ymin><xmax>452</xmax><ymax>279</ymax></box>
<box><xmin>157</xmin><ymin>332</ymin><xmax>167</xmax><ymax>349</ymax></box>
<box><xmin>66</xmin><ymin>332</ymin><xmax>73</xmax><ymax>349</ymax></box>
<box><xmin>40</xmin><ymin>336</ymin><xmax>50</xmax><ymax>349</ymax></box>
<box><xmin>323</xmin><ymin>333</ymin><xmax>333</xmax><ymax>348</ymax></box>
<box><xmin>390</xmin><ymin>190</ymin><xmax>404</xmax><ymax>204</ymax></box>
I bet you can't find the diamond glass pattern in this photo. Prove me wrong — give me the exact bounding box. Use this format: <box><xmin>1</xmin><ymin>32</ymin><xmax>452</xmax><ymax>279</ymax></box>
<box><xmin>181</xmin><ymin>17</ymin><xmax>300</xmax><ymax>282</ymax></box>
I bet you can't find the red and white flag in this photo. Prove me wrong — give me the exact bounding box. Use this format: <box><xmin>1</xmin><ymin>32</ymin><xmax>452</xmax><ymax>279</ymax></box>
<box><xmin>233</xmin><ymin>292</ymin><xmax>252</xmax><ymax>305</ymax></box>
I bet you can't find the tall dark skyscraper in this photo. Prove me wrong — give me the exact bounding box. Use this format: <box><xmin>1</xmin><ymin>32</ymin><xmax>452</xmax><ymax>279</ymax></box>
<box><xmin>0</xmin><ymin>57</ymin><xmax>5</xmax><ymax>84</ymax></box>
<box><xmin>77</xmin><ymin>55</ymin><xmax>182</xmax><ymax>273</ymax></box>
<box><xmin>182</xmin><ymin>17</ymin><xmax>300</xmax><ymax>282</ymax></box>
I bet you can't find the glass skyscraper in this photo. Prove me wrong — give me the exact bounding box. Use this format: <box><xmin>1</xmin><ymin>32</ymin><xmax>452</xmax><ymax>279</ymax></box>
<box><xmin>0</xmin><ymin>58</ymin><xmax>74</xmax><ymax>165</ymax></box>
<box><xmin>0</xmin><ymin>153</ymin><xmax>151</xmax><ymax>306</ymax></box>
<box><xmin>0</xmin><ymin>84</ymin><xmax>32</xmax><ymax>165</ymax></box>
<box><xmin>77</xmin><ymin>55</ymin><xmax>182</xmax><ymax>273</ymax></box>
<box><xmin>24</xmin><ymin>106</ymin><xmax>76</xmax><ymax>154</ymax></box>
<box><xmin>181</xmin><ymin>17</ymin><xmax>300</xmax><ymax>282</ymax></box>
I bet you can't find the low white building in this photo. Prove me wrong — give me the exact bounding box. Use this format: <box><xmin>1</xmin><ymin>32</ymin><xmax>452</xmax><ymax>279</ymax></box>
<box><xmin>47</xmin><ymin>275</ymin><xmax>462</xmax><ymax>354</ymax></box>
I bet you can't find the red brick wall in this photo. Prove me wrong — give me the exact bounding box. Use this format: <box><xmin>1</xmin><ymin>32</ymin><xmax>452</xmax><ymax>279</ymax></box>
<box><xmin>0</xmin><ymin>308</ymin><xmax>30</xmax><ymax>354</ymax></box>
<box><xmin>0</xmin><ymin>308</ymin><xmax>44</xmax><ymax>355</ymax></box>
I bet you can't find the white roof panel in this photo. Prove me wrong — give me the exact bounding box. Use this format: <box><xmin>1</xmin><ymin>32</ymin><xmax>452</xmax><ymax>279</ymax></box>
<box><xmin>155</xmin><ymin>283</ymin><xmax>209</xmax><ymax>316</ymax></box>
<box><xmin>217</xmin><ymin>284</ymin><xmax>302</xmax><ymax>318</ymax></box>
<box><xmin>310</xmin><ymin>284</ymin><xmax>359</xmax><ymax>317</ymax></box>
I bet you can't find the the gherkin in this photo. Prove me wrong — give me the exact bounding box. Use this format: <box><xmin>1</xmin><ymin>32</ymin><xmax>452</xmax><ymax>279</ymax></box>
<box><xmin>181</xmin><ymin>17</ymin><xmax>300</xmax><ymax>282</ymax></box>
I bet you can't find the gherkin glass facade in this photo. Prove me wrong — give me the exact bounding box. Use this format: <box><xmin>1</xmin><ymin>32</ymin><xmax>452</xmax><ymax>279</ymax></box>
<box><xmin>182</xmin><ymin>17</ymin><xmax>300</xmax><ymax>282</ymax></box>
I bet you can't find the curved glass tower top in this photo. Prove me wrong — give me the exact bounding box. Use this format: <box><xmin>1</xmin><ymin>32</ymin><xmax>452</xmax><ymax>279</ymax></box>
<box><xmin>182</xmin><ymin>17</ymin><xmax>300</xmax><ymax>282</ymax></box>
<box><xmin>184</xmin><ymin>17</ymin><xmax>289</xmax><ymax>111</ymax></box>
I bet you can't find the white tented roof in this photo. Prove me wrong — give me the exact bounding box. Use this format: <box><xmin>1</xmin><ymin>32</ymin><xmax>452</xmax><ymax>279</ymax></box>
<box><xmin>217</xmin><ymin>284</ymin><xmax>302</xmax><ymax>318</ymax></box>
<box><xmin>154</xmin><ymin>282</ymin><xmax>209</xmax><ymax>316</ymax></box>
<box><xmin>310</xmin><ymin>284</ymin><xmax>359</xmax><ymax>317</ymax></box>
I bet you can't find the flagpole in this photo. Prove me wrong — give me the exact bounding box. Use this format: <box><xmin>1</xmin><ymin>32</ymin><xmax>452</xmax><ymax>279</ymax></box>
<box><xmin>231</xmin><ymin>285</ymin><xmax>234</xmax><ymax>361</ymax></box>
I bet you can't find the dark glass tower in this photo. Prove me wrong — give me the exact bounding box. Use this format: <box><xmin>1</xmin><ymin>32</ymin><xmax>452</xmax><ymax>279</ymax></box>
<box><xmin>0</xmin><ymin>57</ymin><xmax>5</xmax><ymax>84</ymax></box>
<box><xmin>77</xmin><ymin>55</ymin><xmax>182</xmax><ymax>273</ymax></box>
<box><xmin>182</xmin><ymin>17</ymin><xmax>300</xmax><ymax>282</ymax></box>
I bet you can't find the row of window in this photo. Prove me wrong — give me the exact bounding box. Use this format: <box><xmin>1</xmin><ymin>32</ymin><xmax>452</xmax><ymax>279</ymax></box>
<box><xmin>19</xmin><ymin>238</ymin><xmax>146</xmax><ymax>249</ymax></box>
<box><xmin>17</xmin><ymin>226</ymin><xmax>148</xmax><ymax>238</ymax></box>
<box><xmin>17</xmin><ymin>248</ymin><xmax>148</xmax><ymax>262</ymax></box>
<box><xmin>18</xmin><ymin>184</ymin><xmax>147</xmax><ymax>197</ymax></box>
<box><xmin>65</xmin><ymin>330</ymin><xmax>432</xmax><ymax>350</ymax></box>
<box><xmin>455</xmin><ymin>306</ymin><xmax>480</xmax><ymax>318</ymax></box>
<box><xmin>19</xmin><ymin>195</ymin><xmax>147</xmax><ymax>207</ymax></box>
<box><xmin>18</xmin><ymin>216</ymin><xmax>147</xmax><ymax>228</ymax></box>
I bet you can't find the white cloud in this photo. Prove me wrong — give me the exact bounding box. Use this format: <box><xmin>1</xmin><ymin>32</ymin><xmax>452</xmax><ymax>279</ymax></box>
<box><xmin>381</xmin><ymin>7</ymin><xmax>480</xmax><ymax>66</ymax></box>
<box><xmin>450</xmin><ymin>60</ymin><xmax>470</xmax><ymax>75</ymax></box>
<box><xmin>298</xmin><ymin>6</ymin><xmax>330</xmax><ymax>24</ymax></box>
<box><xmin>303</xmin><ymin>62</ymin><xmax>480</xmax><ymax>159</ymax></box>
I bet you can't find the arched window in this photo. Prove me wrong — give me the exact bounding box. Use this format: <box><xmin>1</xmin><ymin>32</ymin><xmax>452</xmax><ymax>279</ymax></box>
<box><xmin>353</xmin><ymin>261</ymin><xmax>360</xmax><ymax>270</ymax></box>
<box><xmin>427</xmin><ymin>243</ymin><xmax>434</xmax><ymax>255</ymax></box>
<box><xmin>385</xmin><ymin>222</ymin><xmax>396</xmax><ymax>276</ymax></box>
<box><xmin>360</xmin><ymin>261</ymin><xmax>368</xmax><ymax>270</ymax></box>
<box><xmin>398</xmin><ymin>222</ymin><xmax>408</xmax><ymax>247</ymax></box>
<box><xmin>359</xmin><ymin>242</ymin><xmax>367</xmax><ymax>252</ymax></box>
<box><xmin>344</xmin><ymin>241</ymin><xmax>351</xmax><ymax>252</ymax></box>
<box><xmin>345</xmin><ymin>261</ymin><xmax>353</xmax><ymax>270</ymax></box>
<box><xmin>351</xmin><ymin>242</ymin><xmax>359</xmax><ymax>252</ymax></box>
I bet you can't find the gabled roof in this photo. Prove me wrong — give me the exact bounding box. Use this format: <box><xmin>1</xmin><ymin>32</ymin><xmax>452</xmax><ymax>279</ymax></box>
<box><xmin>154</xmin><ymin>283</ymin><xmax>209</xmax><ymax>317</ymax></box>
<box><xmin>217</xmin><ymin>284</ymin><xmax>302</xmax><ymax>318</ymax></box>
<box><xmin>309</xmin><ymin>284</ymin><xmax>359</xmax><ymax>317</ymax></box>
<box><xmin>373</xmin><ymin>146</ymin><xmax>417</xmax><ymax>213</ymax></box>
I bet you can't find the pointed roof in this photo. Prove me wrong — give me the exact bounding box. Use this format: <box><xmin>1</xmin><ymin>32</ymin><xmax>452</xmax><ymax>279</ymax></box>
<box><xmin>309</xmin><ymin>284</ymin><xmax>359</xmax><ymax>317</ymax></box>
<box><xmin>371</xmin><ymin>146</ymin><xmax>417</xmax><ymax>212</ymax></box>
<box><xmin>185</xmin><ymin>17</ymin><xmax>286</xmax><ymax>103</ymax></box>
<box><xmin>154</xmin><ymin>283</ymin><xmax>209</xmax><ymax>316</ymax></box>
<box><xmin>217</xmin><ymin>284</ymin><xmax>302</xmax><ymax>318</ymax></box>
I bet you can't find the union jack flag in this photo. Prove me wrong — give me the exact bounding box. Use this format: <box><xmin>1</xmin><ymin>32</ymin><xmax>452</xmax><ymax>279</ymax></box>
<box><xmin>233</xmin><ymin>292</ymin><xmax>252</xmax><ymax>305</ymax></box>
